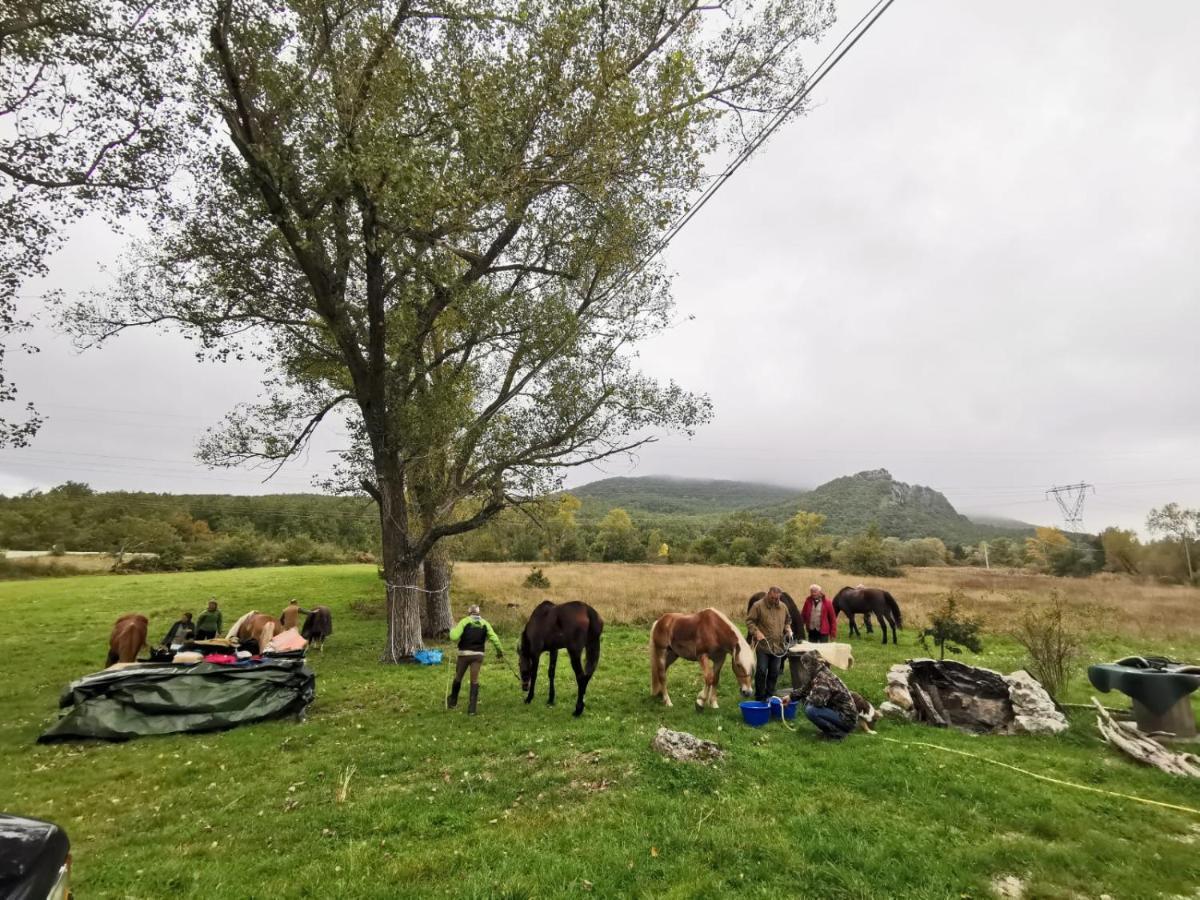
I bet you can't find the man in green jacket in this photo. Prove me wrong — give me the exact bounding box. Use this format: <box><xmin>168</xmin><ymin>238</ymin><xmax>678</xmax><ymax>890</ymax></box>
<box><xmin>195</xmin><ymin>599</ymin><xmax>223</xmax><ymax>640</ymax></box>
<box><xmin>448</xmin><ymin>605</ymin><xmax>504</xmax><ymax>715</ymax></box>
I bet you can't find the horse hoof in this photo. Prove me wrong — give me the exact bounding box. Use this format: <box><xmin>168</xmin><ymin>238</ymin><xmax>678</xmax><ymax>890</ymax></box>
<box><xmin>546</xmin><ymin>700</ymin><xmax>555</xmax><ymax>707</ymax></box>
<box><xmin>573</xmin><ymin>708</ymin><xmax>584</xmax><ymax>718</ymax></box>
<box><xmin>524</xmin><ymin>697</ymin><xmax>532</xmax><ymax>704</ymax></box>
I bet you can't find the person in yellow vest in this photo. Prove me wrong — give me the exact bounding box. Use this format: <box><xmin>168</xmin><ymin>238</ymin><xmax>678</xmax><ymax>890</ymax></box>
<box><xmin>447</xmin><ymin>605</ymin><xmax>504</xmax><ymax>715</ymax></box>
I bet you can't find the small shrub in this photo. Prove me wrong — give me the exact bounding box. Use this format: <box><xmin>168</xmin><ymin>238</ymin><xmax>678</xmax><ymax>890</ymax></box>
<box><xmin>919</xmin><ymin>591</ymin><xmax>984</xmax><ymax>659</ymax></box>
<box><xmin>1010</xmin><ymin>590</ymin><xmax>1083</xmax><ymax>702</ymax></box>
<box><xmin>523</xmin><ymin>566</ymin><xmax>551</xmax><ymax>589</ymax></box>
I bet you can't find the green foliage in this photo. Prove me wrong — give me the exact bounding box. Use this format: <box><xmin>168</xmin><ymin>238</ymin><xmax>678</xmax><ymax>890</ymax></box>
<box><xmin>919</xmin><ymin>592</ymin><xmax>984</xmax><ymax>660</ymax></box>
<box><xmin>522</xmin><ymin>567</ymin><xmax>551</xmax><ymax>589</ymax></box>
<box><xmin>595</xmin><ymin>508</ymin><xmax>643</xmax><ymax>563</ymax></box>
<box><xmin>1100</xmin><ymin>527</ymin><xmax>1141</xmax><ymax>575</ymax></box>
<box><xmin>1010</xmin><ymin>591</ymin><xmax>1084</xmax><ymax>702</ymax></box>
<box><xmin>833</xmin><ymin>524</ymin><xmax>901</xmax><ymax>578</ymax></box>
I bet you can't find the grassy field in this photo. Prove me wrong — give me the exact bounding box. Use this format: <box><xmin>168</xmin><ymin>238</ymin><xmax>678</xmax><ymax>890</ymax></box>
<box><xmin>3</xmin><ymin>563</ymin><xmax>1200</xmax><ymax>899</ymax></box>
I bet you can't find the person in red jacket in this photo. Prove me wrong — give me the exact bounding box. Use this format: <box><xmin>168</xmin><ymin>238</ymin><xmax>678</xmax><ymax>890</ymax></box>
<box><xmin>801</xmin><ymin>584</ymin><xmax>837</xmax><ymax>643</ymax></box>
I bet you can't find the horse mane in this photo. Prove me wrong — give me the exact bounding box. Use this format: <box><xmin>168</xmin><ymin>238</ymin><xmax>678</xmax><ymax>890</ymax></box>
<box><xmin>708</xmin><ymin>608</ymin><xmax>755</xmax><ymax>674</ymax></box>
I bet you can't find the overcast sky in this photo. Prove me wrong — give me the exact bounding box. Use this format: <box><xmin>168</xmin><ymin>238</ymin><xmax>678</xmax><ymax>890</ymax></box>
<box><xmin>4</xmin><ymin>0</ymin><xmax>1199</xmax><ymax>533</ymax></box>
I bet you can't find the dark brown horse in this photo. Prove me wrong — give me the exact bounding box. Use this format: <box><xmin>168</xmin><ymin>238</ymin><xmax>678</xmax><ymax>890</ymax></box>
<box><xmin>650</xmin><ymin>608</ymin><xmax>755</xmax><ymax>710</ymax></box>
<box><xmin>518</xmin><ymin>600</ymin><xmax>603</xmax><ymax>717</ymax></box>
<box><xmin>106</xmin><ymin>613</ymin><xmax>148</xmax><ymax>666</ymax></box>
<box><xmin>832</xmin><ymin>586</ymin><xmax>902</xmax><ymax>644</ymax></box>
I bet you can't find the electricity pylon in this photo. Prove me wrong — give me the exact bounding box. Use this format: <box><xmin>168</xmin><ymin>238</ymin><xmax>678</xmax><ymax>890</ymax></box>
<box><xmin>1045</xmin><ymin>482</ymin><xmax>1094</xmax><ymax>531</ymax></box>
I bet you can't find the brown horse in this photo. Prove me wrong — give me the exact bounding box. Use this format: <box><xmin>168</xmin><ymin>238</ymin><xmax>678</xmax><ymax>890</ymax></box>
<box><xmin>234</xmin><ymin>612</ymin><xmax>278</xmax><ymax>652</ymax></box>
<box><xmin>106</xmin><ymin>613</ymin><xmax>148</xmax><ymax>667</ymax></box>
<box><xmin>650</xmin><ymin>608</ymin><xmax>755</xmax><ymax>711</ymax></box>
<box><xmin>832</xmin><ymin>586</ymin><xmax>902</xmax><ymax>644</ymax></box>
<box><xmin>518</xmin><ymin>600</ymin><xmax>604</xmax><ymax>717</ymax></box>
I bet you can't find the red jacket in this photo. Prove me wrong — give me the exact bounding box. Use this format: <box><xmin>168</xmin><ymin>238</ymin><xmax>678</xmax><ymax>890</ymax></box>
<box><xmin>801</xmin><ymin>595</ymin><xmax>837</xmax><ymax>638</ymax></box>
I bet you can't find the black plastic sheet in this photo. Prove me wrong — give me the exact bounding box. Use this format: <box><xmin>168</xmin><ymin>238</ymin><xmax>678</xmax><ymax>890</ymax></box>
<box><xmin>38</xmin><ymin>658</ymin><xmax>315</xmax><ymax>743</ymax></box>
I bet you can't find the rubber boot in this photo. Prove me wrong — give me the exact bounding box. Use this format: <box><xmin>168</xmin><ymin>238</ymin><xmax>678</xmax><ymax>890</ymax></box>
<box><xmin>468</xmin><ymin>684</ymin><xmax>480</xmax><ymax>716</ymax></box>
<box><xmin>447</xmin><ymin>680</ymin><xmax>462</xmax><ymax>709</ymax></box>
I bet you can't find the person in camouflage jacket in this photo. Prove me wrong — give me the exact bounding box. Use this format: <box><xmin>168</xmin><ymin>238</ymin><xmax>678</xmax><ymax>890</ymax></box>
<box><xmin>789</xmin><ymin>651</ymin><xmax>858</xmax><ymax>740</ymax></box>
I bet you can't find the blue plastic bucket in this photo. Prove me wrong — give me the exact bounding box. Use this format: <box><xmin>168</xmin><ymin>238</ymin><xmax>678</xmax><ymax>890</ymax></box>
<box><xmin>771</xmin><ymin>696</ymin><xmax>798</xmax><ymax>721</ymax></box>
<box><xmin>739</xmin><ymin>700</ymin><xmax>772</xmax><ymax>727</ymax></box>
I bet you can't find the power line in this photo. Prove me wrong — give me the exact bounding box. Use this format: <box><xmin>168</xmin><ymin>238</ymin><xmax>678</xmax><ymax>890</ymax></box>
<box><xmin>625</xmin><ymin>0</ymin><xmax>899</xmax><ymax>284</ymax></box>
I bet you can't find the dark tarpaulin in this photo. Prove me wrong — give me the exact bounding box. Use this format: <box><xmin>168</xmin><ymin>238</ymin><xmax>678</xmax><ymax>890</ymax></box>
<box><xmin>37</xmin><ymin>658</ymin><xmax>316</xmax><ymax>743</ymax></box>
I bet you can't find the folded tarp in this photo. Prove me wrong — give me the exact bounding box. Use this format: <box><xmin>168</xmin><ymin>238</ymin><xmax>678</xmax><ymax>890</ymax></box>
<box><xmin>37</xmin><ymin>658</ymin><xmax>315</xmax><ymax>743</ymax></box>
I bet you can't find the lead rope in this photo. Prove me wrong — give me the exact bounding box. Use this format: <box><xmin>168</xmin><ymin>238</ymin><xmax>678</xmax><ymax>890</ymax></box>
<box><xmin>880</xmin><ymin>736</ymin><xmax>1200</xmax><ymax>817</ymax></box>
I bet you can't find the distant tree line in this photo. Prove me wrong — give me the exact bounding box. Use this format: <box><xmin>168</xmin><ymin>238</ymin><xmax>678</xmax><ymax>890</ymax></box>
<box><xmin>3</xmin><ymin>484</ymin><xmax>1196</xmax><ymax>585</ymax></box>
<box><xmin>0</xmin><ymin>482</ymin><xmax>377</xmax><ymax>571</ymax></box>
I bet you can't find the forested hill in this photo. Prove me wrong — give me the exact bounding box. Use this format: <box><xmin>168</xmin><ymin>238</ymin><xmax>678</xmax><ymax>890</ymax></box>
<box><xmin>573</xmin><ymin>470</ymin><xmax>1034</xmax><ymax>543</ymax></box>
<box><xmin>571</xmin><ymin>476</ymin><xmax>805</xmax><ymax>516</ymax></box>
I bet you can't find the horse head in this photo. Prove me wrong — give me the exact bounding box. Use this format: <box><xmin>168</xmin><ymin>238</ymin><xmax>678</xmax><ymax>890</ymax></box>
<box><xmin>728</xmin><ymin>627</ymin><xmax>756</xmax><ymax>698</ymax></box>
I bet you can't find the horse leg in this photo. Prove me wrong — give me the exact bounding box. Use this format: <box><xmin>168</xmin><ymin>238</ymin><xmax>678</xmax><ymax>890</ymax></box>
<box><xmin>661</xmin><ymin>649</ymin><xmax>677</xmax><ymax>707</ymax></box>
<box><xmin>863</xmin><ymin>612</ymin><xmax>874</xmax><ymax>635</ymax></box>
<box><xmin>878</xmin><ymin>607</ymin><xmax>891</xmax><ymax>645</ymax></box>
<box><xmin>524</xmin><ymin>651</ymin><xmax>540</xmax><ymax>704</ymax></box>
<box><xmin>847</xmin><ymin>613</ymin><xmax>860</xmax><ymax>639</ymax></box>
<box><xmin>568</xmin><ymin>646</ymin><xmax>588</xmax><ymax>717</ymax></box>
<box><xmin>695</xmin><ymin>654</ymin><xmax>713</xmax><ymax>712</ymax></box>
<box><xmin>709</xmin><ymin>654</ymin><xmax>725</xmax><ymax>709</ymax></box>
<box><xmin>546</xmin><ymin>648</ymin><xmax>558</xmax><ymax>706</ymax></box>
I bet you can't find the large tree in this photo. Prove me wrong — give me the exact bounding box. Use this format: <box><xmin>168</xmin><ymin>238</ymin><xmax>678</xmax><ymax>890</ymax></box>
<box><xmin>66</xmin><ymin>0</ymin><xmax>834</xmax><ymax>659</ymax></box>
<box><xmin>1147</xmin><ymin>503</ymin><xmax>1199</xmax><ymax>583</ymax></box>
<box><xmin>1</xmin><ymin>0</ymin><xmax>190</xmax><ymax>444</ymax></box>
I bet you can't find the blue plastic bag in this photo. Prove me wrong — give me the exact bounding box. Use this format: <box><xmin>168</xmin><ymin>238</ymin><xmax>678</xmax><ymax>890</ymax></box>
<box><xmin>414</xmin><ymin>649</ymin><xmax>443</xmax><ymax>666</ymax></box>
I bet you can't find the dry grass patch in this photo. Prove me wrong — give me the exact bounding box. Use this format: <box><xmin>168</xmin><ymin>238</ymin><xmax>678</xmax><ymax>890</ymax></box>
<box><xmin>454</xmin><ymin>562</ymin><xmax>1200</xmax><ymax>641</ymax></box>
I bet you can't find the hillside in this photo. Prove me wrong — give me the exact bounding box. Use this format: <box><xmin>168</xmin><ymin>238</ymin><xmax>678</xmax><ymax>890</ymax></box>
<box><xmin>572</xmin><ymin>470</ymin><xmax>1034</xmax><ymax>544</ymax></box>
<box><xmin>571</xmin><ymin>475</ymin><xmax>805</xmax><ymax>517</ymax></box>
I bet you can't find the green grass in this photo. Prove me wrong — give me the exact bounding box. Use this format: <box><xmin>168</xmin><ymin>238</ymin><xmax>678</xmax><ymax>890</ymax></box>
<box><xmin>3</xmin><ymin>565</ymin><xmax>1200</xmax><ymax>899</ymax></box>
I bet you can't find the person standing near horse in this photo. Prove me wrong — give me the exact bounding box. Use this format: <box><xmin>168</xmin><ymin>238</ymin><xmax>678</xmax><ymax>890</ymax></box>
<box><xmin>448</xmin><ymin>604</ymin><xmax>505</xmax><ymax>715</ymax></box>
<box><xmin>194</xmin><ymin>599</ymin><xmax>223</xmax><ymax>640</ymax></box>
<box><xmin>280</xmin><ymin>598</ymin><xmax>309</xmax><ymax>631</ymax></box>
<box><xmin>790</xmin><ymin>650</ymin><xmax>858</xmax><ymax>741</ymax></box>
<box><xmin>747</xmin><ymin>587</ymin><xmax>792</xmax><ymax>701</ymax></box>
<box><xmin>160</xmin><ymin>611</ymin><xmax>195</xmax><ymax>649</ymax></box>
<box><xmin>801</xmin><ymin>584</ymin><xmax>837</xmax><ymax>643</ymax></box>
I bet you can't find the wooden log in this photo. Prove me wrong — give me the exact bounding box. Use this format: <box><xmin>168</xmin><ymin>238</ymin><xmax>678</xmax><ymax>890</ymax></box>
<box><xmin>1092</xmin><ymin>697</ymin><xmax>1200</xmax><ymax>778</ymax></box>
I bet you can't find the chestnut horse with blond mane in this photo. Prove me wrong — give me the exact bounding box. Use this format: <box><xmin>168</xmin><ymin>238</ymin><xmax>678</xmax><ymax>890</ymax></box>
<box><xmin>650</xmin><ymin>608</ymin><xmax>756</xmax><ymax>711</ymax></box>
<box><xmin>106</xmin><ymin>613</ymin><xmax>148</xmax><ymax>667</ymax></box>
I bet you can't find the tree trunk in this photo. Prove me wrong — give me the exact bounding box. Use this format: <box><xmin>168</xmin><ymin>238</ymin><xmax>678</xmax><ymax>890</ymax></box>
<box><xmin>377</xmin><ymin>477</ymin><xmax>424</xmax><ymax>662</ymax></box>
<box><xmin>423</xmin><ymin>543</ymin><xmax>454</xmax><ymax>639</ymax></box>
<box><xmin>1184</xmin><ymin>537</ymin><xmax>1194</xmax><ymax>583</ymax></box>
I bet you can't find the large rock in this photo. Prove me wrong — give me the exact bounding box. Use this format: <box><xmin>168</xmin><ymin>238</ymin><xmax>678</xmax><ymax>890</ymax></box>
<box><xmin>1004</xmin><ymin>670</ymin><xmax>1069</xmax><ymax>735</ymax></box>
<box><xmin>886</xmin><ymin>660</ymin><xmax>1068</xmax><ymax>736</ymax></box>
<box><xmin>651</xmin><ymin>727</ymin><xmax>724</xmax><ymax>762</ymax></box>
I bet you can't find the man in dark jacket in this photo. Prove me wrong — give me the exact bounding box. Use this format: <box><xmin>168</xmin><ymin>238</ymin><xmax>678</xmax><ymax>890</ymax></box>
<box><xmin>747</xmin><ymin>586</ymin><xmax>792</xmax><ymax>701</ymax></box>
<box><xmin>447</xmin><ymin>604</ymin><xmax>504</xmax><ymax>715</ymax></box>
<box><xmin>160</xmin><ymin>612</ymin><xmax>194</xmax><ymax>648</ymax></box>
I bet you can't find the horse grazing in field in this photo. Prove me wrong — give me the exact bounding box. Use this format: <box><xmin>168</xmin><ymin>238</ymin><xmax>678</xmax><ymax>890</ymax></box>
<box><xmin>832</xmin><ymin>587</ymin><xmax>902</xmax><ymax>645</ymax></box>
<box><xmin>650</xmin><ymin>608</ymin><xmax>755</xmax><ymax>711</ymax></box>
<box><xmin>518</xmin><ymin>600</ymin><xmax>604</xmax><ymax>717</ymax></box>
<box><xmin>106</xmin><ymin>613</ymin><xmax>148</xmax><ymax>667</ymax></box>
<box><xmin>301</xmin><ymin>606</ymin><xmax>333</xmax><ymax>652</ymax></box>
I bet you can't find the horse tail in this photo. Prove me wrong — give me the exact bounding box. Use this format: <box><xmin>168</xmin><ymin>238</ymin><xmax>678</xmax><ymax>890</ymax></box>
<box><xmin>884</xmin><ymin>592</ymin><xmax>902</xmax><ymax>628</ymax></box>
<box><xmin>584</xmin><ymin>606</ymin><xmax>603</xmax><ymax>678</ymax></box>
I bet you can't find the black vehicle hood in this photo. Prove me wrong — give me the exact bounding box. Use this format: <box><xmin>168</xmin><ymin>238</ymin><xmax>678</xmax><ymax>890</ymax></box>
<box><xmin>0</xmin><ymin>813</ymin><xmax>68</xmax><ymax>897</ymax></box>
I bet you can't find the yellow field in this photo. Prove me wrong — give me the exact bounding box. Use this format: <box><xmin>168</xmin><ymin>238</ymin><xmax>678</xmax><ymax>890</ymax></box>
<box><xmin>454</xmin><ymin>561</ymin><xmax>1198</xmax><ymax>642</ymax></box>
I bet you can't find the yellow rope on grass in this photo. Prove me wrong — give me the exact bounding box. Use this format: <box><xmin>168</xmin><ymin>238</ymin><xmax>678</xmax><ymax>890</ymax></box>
<box><xmin>880</xmin><ymin>736</ymin><xmax>1200</xmax><ymax>816</ymax></box>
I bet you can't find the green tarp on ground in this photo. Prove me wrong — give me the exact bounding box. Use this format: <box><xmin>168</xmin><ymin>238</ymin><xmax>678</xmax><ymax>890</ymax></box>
<box><xmin>38</xmin><ymin>658</ymin><xmax>315</xmax><ymax>743</ymax></box>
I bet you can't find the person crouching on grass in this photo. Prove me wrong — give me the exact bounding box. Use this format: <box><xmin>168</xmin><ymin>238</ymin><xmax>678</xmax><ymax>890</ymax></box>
<box><xmin>747</xmin><ymin>586</ymin><xmax>792</xmax><ymax>702</ymax></box>
<box><xmin>790</xmin><ymin>650</ymin><xmax>858</xmax><ymax>741</ymax></box>
<box><xmin>448</xmin><ymin>604</ymin><xmax>505</xmax><ymax>715</ymax></box>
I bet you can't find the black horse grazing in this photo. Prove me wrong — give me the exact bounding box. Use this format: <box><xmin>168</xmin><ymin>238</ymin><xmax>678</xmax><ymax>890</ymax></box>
<box><xmin>518</xmin><ymin>600</ymin><xmax>604</xmax><ymax>717</ymax></box>
<box><xmin>832</xmin><ymin>587</ymin><xmax>902</xmax><ymax>645</ymax></box>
